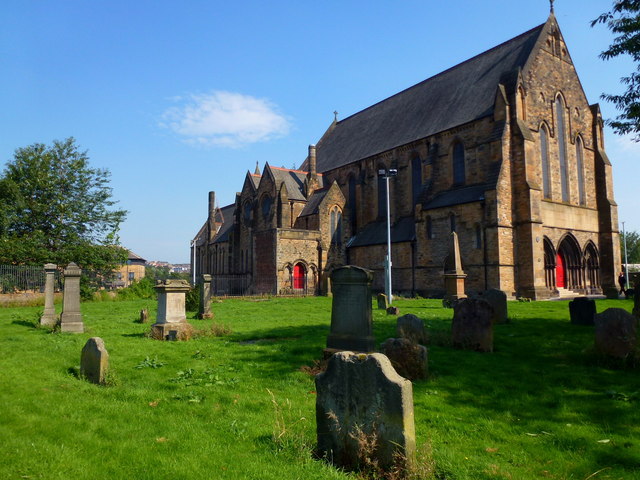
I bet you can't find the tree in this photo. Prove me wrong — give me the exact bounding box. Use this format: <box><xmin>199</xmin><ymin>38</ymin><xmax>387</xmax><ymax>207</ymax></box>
<box><xmin>620</xmin><ymin>229</ymin><xmax>640</xmax><ymax>264</ymax></box>
<box><xmin>0</xmin><ymin>138</ymin><xmax>128</xmax><ymax>272</ymax></box>
<box><xmin>592</xmin><ymin>2</ymin><xmax>640</xmax><ymax>139</ymax></box>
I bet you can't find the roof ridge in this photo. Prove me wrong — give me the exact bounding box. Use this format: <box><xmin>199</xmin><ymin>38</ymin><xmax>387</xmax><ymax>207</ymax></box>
<box><xmin>336</xmin><ymin>22</ymin><xmax>545</xmax><ymax>125</ymax></box>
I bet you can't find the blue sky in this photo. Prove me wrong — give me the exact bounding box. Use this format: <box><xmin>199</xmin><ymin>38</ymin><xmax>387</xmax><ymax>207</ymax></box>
<box><xmin>1</xmin><ymin>0</ymin><xmax>638</xmax><ymax>263</ymax></box>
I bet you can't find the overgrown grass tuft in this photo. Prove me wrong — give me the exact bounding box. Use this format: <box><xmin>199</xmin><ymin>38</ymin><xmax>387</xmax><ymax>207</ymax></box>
<box><xmin>0</xmin><ymin>297</ymin><xmax>638</xmax><ymax>479</ymax></box>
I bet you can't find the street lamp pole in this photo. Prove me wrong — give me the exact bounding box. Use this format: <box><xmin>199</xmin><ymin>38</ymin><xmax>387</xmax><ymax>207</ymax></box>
<box><xmin>622</xmin><ymin>221</ymin><xmax>629</xmax><ymax>290</ymax></box>
<box><xmin>378</xmin><ymin>168</ymin><xmax>397</xmax><ymax>304</ymax></box>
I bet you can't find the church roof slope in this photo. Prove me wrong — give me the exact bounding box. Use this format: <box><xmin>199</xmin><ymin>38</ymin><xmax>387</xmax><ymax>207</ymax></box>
<box><xmin>314</xmin><ymin>23</ymin><xmax>544</xmax><ymax>173</ymax></box>
<box><xmin>213</xmin><ymin>203</ymin><xmax>237</xmax><ymax>243</ymax></box>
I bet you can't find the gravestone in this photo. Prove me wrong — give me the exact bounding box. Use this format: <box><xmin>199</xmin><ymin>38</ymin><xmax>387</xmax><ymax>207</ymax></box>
<box><xmin>151</xmin><ymin>279</ymin><xmax>193</xmax><ymax>340</ymax></box>
<box><xmin>325</xmin><ymin>266</ymin><xmax>375</xmax><ymax>355</ymax></box>
<box><xmin>60</xmin><ymin>263</ymin><xmax>84</xmax><ymax>333</ymax></box>
<box><xmin>80</xmin><ymin>337</ymin><xmax>109</xmax><ymax>385</ymax></box>
<box><xmin>594</xmin><ymin>308</ymin><xmax>638</xmax><ymax>360</ymax></box>
<box><xmin>451</xmin><ymin>298</ymin><xmax>493</xmax><ymax>352</ymax></box>
<box><xmin>40</xmin><ymin>263</ymin><xmax>58</xmax><ymax>326</ymax></box>
<box><xmin>443</xmin><ymin>232</ymin><xmax>467</xmax><ymax>304</ymax></box>
<box><xmin>377</xmin><ymin>293</ymin><xmax>388</xmax><ymax>310</ymax></box>
<box><xmin>476</xmin><ymin>289</ymin><xmax>508</xmax><ymax>324</ymax></box>
<box><xmin>198</xmin><ymin>274</ymin><xmax>213</xmax><ymax>319</ymax></box>
<box><xmin>569</xmin><ymin>297</ymin><xmax>596</xmax><ymax>326</ymax></box>
<box><xmin>316</xmin><ymin>352</ymin><xmax>416</xmax><ymax>473</ymax></box>
<box><xmin>139</xmin><ymin>308</ymin><xmax>149</xmax><ymax>324</ymax></box>
<box><xmin>381</xmin><ymin>338</ymin><xmax>428</xmax><ymax>380</ymax></box>
<box><xmin>386</xmin><ymin>306</ymin><xmax>400</xmax><ymax>315</ymax></box>
<box><xmin>396</xmin><ymin>314</ymin><xmax>427</xmax><ymax>345</ymax></box>
<box><xmin>633</xmin><ymin>283</ymin><xmax>640</xmax><ymax>318</ymax></box>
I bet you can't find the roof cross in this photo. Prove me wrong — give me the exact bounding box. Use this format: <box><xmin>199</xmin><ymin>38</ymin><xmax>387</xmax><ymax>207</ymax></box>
<box><xmin>334</xmin><ymin>110</ymin><xmax>338</xmax><ymax>122</ymax></box>
<box><xmin>550</xmin><ymin>0</ymin><xmax>554</xmax><ymax>13</ymax></box>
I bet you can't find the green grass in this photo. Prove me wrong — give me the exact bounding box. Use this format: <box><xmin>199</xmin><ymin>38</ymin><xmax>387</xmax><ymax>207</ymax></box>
<box><xmin>0</xmin><ymin>296</ymin><xmax>638</xmax><ymax>480</ymax></box>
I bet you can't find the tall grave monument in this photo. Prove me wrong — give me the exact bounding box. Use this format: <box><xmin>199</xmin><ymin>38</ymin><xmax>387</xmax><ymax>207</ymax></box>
<box><xmin>151</xmin><ymin>279</ymin><xmax>193</xmax><ymax>340</ymax></box>
<box><xmin>443</xmin><ymin>231</ymin><xmax>467</xmax><ymax>305</ymax></box>
<box><xmin>60</xmin><ymin>262</ymin><xmax>84</xmax><ymax>333</ymax></box>
<box><xmin>40</xmin><ymin>263</ymin><xmax>58</xmax><ymax>327</ymax></box>
<box><xmin>325</xmin><ymin>266</ymin><xmax>375</xmax><ymax>356</ymax></box>
<box><xmin>197</xmin><ymin>274</ymin><xmax>213</xmax><ymax>319</ymax></box>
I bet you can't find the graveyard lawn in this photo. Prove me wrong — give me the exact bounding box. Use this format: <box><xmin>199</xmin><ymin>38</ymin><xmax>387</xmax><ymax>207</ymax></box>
<box><xmin>0</xmin><ymin>297</ymin><xmax>638</xmax><ymax>480</ymax></box>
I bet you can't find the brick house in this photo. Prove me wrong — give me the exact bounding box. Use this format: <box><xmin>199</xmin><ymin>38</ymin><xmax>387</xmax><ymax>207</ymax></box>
<box><xmin>192</xmin><ymin>12</ymin><xmax>620</xmax><ymax>299</ymax></box>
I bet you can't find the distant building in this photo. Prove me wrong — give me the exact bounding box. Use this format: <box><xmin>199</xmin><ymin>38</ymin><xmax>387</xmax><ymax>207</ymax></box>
<box><xmin>192</xmin><ymin>12</ymin><xmax>620</xmax><ymax>299</ymax></box>
<box><xmin>113</xmin><ymin>250</ymin><xmax>146</xmax><ymax>288</ymax></box>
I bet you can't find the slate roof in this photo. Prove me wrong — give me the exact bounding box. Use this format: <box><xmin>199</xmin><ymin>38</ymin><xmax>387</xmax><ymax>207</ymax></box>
<box><xmin>347</xmin><ymin>216</ymin><xmax>416</xmax><ymax>248</ymax></box>
<box><xmin>213</xmin><ymin>203</ymin><xmax>236</xmax><ymax>243</ymax></box>
<box><xmin>311</xmin><ymin>23</ymin><xmax>545</xmax><ymax>173</ymax></box>
<box><xmin>299</xmin><ymin>188</ymin><xmax>329</xmax><ymax>217</ymax></box>
<box><xmin>127</xmin><ymin>250</ymin><xmax>146</xmax><ymax>263</ymax></box>
<box><xmin>269</xmin><ymin>166</ymin><xmax>312</xmax><ymax>201</ymax></box>
<box><xmin>423</xmin><ymin>184</ymin><xmax>488</xmax><ymax>210</ymax></box>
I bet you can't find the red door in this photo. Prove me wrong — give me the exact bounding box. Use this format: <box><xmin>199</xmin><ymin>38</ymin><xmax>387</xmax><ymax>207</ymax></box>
<box><xmin>556</xmin><ymin>253</ymin><xmax>565</xmax><ymax>288</ymax></box>
<box><xmin>293</xmin><ymin>263</ymin><xmax>305</xmax><ymax>289</ymax></box>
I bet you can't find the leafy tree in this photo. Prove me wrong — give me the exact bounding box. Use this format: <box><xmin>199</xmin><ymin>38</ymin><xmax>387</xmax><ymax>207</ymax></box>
<box><xmin>592</xmin><ymin>2</ymin><xmax>640</xmax><ymax>139</ymax></box>
<box><xmin>621</xmin><ymin>229</ymin><xmax>640</xmax><ymax>263</ymax></box>
<box><xmin>0</xmin><ymin>138</ymin><xmax>128</xmax><ymax>272</ymax></box>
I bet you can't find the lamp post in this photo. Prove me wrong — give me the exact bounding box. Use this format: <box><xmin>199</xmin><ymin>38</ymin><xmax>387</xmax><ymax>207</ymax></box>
<box><xmin>622</xmin><ymin>221</ymin><xmax>629</xmax><ymax>290</ymax></box>
<box><xmin>378</xmin><ymin>167</ymin><xmax>398</xmax><ymax>304</ymax></box>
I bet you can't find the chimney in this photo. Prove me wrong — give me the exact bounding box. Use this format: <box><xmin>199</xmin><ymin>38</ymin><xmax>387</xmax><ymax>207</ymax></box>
<box><xmin>308</xmin><ymin>144</ymin><xmax>317</xmax><ymax>177</ymax></box>
<box><xmin>304</xmin><ymin>144</ymin><xmax>319</xmax><ymax>197</ymax></box>
<box><xmin>208</xmin><ymin>191</ymin><xmax>216</xmax><ymax>240</ymax></box>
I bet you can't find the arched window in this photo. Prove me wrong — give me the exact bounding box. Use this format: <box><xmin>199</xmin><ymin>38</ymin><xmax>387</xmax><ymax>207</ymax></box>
<box><xmin>449</xmin><ymin>213</ymin><xmax>456</xmax><ymax>233</ymax></box>
<box><xmin>452</xmin><ymin>142</ymin><xmax>465</xmax><ymax>185</ymax></box>
<box><xmin>540</xmin><ymin>124</ymin><xmax>551</xmax><ymax>199</ymax></box>
<box><xmin>575</xmin><ymin>136</ymin><xmax>586</xmax><ymax>206</ymax></box>
<box><xmin>377</xmin><ymin>172</ymin><xmax>387</xmax><ymax>219</ymax></box>
<box><xmin>243</xmin><ymin>201</ymin><xmax>252</xmax><ymax>224</ymax></box>
<box><xmin>348</xmin><ymin>175</ymin><xmax>357</xmax><ymax>230</ymax></box>
<box><xmin>555</xmin><ymin>96</ymin><xmax>569</xmax><ymax>202</ymax></box>
<box><xmin>330</xmin><ymin>206</ymin><xmax>342</xmax><ymax>245</ymax></box>
<box><xmin>426</xmin><ymin>216</ymin><xmax>433</xmax><ymax>239</ymax></box>
<box><xmin>412</xmin><ymin>156</ymin><xmax>422</xmax><ymax>204</ymax></box>
<box><xmin>261</xmin><ymin>195</ymin><xmax>272</xmax><ymax>220</ymax></box>
<box><xmin>517</xmin><ymin>86</ymin><xmax>526</xmax><ymax>120</ymax></box>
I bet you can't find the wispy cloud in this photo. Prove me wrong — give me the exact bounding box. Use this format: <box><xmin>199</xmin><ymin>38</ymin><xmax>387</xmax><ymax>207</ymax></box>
<box><xmin>612</xmin><ymin>133</ymin><xmax>640</xmax><ymax>155</ymax></box>
<box><xmin>160</xmin><ymin>91</ymin><xmax>291</xmax><ymax>148</ymax></box>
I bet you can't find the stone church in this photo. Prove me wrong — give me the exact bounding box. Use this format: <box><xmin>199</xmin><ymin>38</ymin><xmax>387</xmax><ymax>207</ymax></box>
<box><xmin>192</xmin><ymin>11</ymin><xmax>620</xmax><ymax>299</ymax></box>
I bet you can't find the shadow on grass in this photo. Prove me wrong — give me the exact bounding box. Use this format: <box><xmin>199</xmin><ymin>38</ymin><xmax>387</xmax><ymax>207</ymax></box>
<box><xmin>121</xmin><ymin>332</ymin><xmax>148</xmax><ymax>338</ymax></box>
<box><xmin>11</xmin><ymin>319</ymin><xmax>38</xmax><ymax>329</ymax></box>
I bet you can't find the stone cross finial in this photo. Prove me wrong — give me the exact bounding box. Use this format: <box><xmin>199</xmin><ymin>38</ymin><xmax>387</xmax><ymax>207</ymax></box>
<box><xmin>334</xmin><ymin>110</ymin><xmax>338</xmax><ymax>122</ymax></box>
<box><xmin>550</xmin><ymin>0</ymin><xmax>554</xmax><ymax>13</ymax></box>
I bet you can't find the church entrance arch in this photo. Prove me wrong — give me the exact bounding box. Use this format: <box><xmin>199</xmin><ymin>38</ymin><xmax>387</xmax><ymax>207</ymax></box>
<box><xmin>556</xmin><ymin>234</ymin><xmax>583</xmax><ymax>291</ymax></box>
<box><xmin>293</xmin><ymin>263</ymin><xmax>306</xmax><ymax>290</ymax></box>
<box><xmin>543</xmin><ymin>237</ymin><xmax>556</xmax><ymax>290</ymax></box>
<box><xmin>556</xmin><ymin>253</ymin><xmax>566</xmax><ymax>288</ymax></box>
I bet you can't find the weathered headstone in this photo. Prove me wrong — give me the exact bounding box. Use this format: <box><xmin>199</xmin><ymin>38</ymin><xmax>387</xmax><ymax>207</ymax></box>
<box><xmin>377</xmin><ymin>293</ymin><xmax>388</xmax><ymax>310</ymax></box>
<box><xmin>443</xmin><ymin>232</ymin><xmax>467</xmax><ymax>304</ymax></box>
<box><xmin>60</xmin><ymin>263</ymin><xmax>84</xmax><ymax>333</ymax></box>
<box><xmin>80</xmin><ymin>337</ymin><xmax>109</xmax><ymax>385</ymax></box>
<box><xmin>396</xmin><ymin>314</ymin><xmax>427</xmax><ymax>345</ymax></box>
<box><xmin>633</xmin><ymin>282</ymin><xmax>640</xmax><ymax>318</ymax></box>
<box><xmin>381</xmin><ymin>338</ymin><xmax>428</xmax><ymax>380</ymax></box>
<box><xmin>316</xmin><ymin>352</ymin><xmax>416</xmax><ymax>473</ymax></box>
<box><xmin>198</xmin><ymin>274</ymin><xmax>213</xmax><ymax>319</ymax></box>
<box><xmin>139</xmin><ymin>308</ymin><xmax>149</xmax><ymax>324</ymax></box>
<box><xmin>386</xmin><ymin>306</ymin><xmax>400</xmax><ymax>316</ymax></box>
<box><xmin>476</xmin><ymin>288</ymin><xmax>508</xmax><ymax>324</ymax></box>
<box><xmin>451</xmin><ymin>298</ymin><xmax>493</xmax><ymax>352</ymax></box>
<box><xmin>325</xmin><ymin>266</ymin><xmax>375</xmax><ymax>355</ymax></box>
<box><xmin>40</xmin><ymin>263</ymin><xmax>58</xmax><ymax>326</ymax></box>
<box><xmin>594</xmin><ymin>308</ymin><xmax>638</xmax><ymax>360</ymax></box>
<box><xmin>569</xmin><ymin>297</ymin><xmax>596</xmax><ymax>326</ymax></box>
<box><xmin>151</xmin><ymin>279</ymin><xmax>193</xmax><ymax>340</ymax></box>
